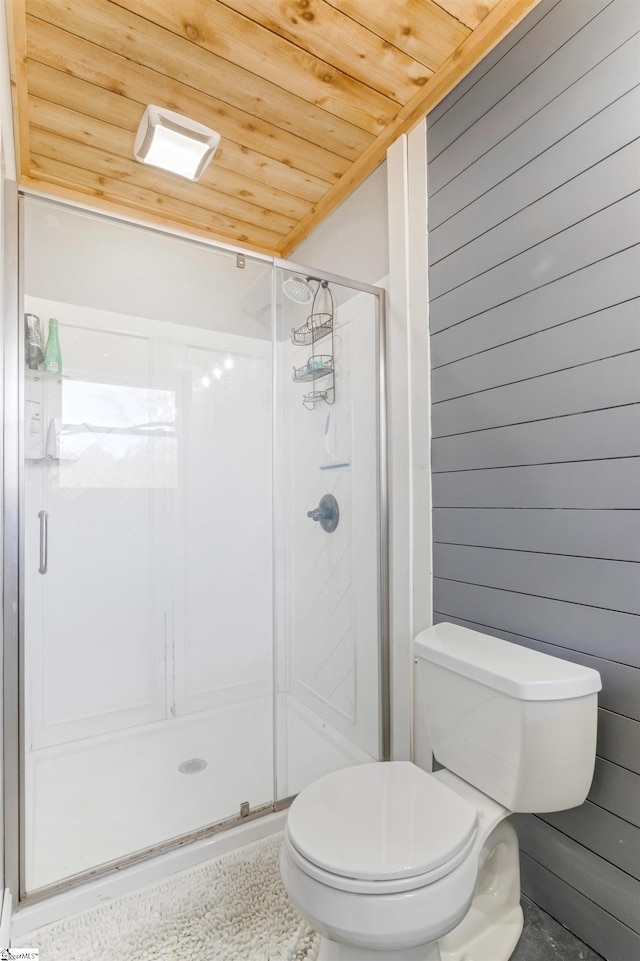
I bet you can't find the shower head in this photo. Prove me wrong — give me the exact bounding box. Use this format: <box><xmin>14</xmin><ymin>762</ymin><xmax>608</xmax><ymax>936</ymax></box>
<box><xmin>283</xmin><ymin>276</ymin><xmax>314</xmax><ymax>305</ymax></box>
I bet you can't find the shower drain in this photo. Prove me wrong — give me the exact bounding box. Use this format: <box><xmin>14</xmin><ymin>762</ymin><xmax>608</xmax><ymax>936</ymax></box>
<box><xmin>178</xmin><ymin>758</ymin><xmax>208</xmax><ymax>775</ymax></box>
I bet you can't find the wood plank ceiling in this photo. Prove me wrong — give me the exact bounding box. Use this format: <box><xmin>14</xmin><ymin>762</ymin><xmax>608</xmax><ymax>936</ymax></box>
<box><xmin>6</xmin><ymin>0</ymin><xmax>541</xmax><ymax>256</ymax></box>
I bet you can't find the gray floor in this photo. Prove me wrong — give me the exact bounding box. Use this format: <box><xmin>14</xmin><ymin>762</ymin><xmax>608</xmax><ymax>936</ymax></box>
<box><xmin>512</xmin><ymin>897</ymin><xmax>604</xmax><ymax>961</ymax></box>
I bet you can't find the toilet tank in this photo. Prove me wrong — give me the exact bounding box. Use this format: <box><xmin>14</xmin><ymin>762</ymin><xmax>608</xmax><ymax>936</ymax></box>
<box><xmin>414</xmin><ymin>623</ymin><xmax>601</xmax><ymax>813</ymax></box>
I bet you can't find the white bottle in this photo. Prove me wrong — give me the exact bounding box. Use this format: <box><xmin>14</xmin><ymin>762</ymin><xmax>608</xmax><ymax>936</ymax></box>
<box><xmin>25</xmin><ymin>398</ymin><xmax>43</xmax><ymax>459</ymax></box>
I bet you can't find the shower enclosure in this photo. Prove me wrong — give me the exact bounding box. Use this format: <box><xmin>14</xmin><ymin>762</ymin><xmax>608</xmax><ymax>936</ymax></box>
<box><xmin>3</xmin><ymin>194</ymin><xmax>387</xmax><ymax>902</ymax></box>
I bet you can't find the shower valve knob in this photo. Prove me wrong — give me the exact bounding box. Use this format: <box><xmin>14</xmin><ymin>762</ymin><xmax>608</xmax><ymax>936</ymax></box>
<box><xmin>307</xmin><ymin>494</ymin><xmax>339</xmax><ymax>533</ymax></box>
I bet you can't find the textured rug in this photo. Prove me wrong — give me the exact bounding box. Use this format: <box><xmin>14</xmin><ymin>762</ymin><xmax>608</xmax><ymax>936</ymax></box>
<box><xmin>14</xmin><ymin>834</ymin><xmax>320</xmax><ymax>961</ymax></box>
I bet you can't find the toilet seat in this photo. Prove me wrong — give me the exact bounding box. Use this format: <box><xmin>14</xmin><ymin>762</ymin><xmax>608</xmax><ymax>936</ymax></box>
<box><xmin>285</xmin><ymin>762</ymin><xmax>478</xmax><ymax>894</ymax></box>
<box><xmin>284</xmin><ymin>823</ymin><xmax>477</xmax><ymax>895</ymax></box>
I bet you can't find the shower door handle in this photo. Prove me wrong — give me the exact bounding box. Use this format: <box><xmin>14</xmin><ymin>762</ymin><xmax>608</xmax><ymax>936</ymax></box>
<box><xmin>38</xmin><ymin>510</ymin><xmax>48</xmax><ymax>574</ymax></box>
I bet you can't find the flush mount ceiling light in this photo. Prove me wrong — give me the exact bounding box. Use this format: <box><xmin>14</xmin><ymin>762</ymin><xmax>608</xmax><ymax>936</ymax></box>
<box><xmin>134</xmin><ymin>105</ymin><xmax>220</xmax><ymax>181</ymax></box>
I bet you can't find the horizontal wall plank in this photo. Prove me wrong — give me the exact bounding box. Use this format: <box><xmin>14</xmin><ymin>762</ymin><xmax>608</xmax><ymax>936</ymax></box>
<box><xmin>432</xmin><ymin>579</ymin><xmax>640</xmax><ymax>667</ymax></box>
<box><xmin>427</xmin><ymin>0</ymin><xmax>560</xmax><ymax>126</ymax></box>
<box><xmin>541</xmin><ymin>802</ymin><xmax>640</xmax><ymax>880</ymax></box>
<box><xmin>432</xmin><ymin>543</ymin><xmax>640</xmax><ymax>614</ymax></box>
<box><xmin>432</xmin><ymin>405</ymin><xmax>640</xmax><ymax>472</ymax></box>
<box><xmin>431</xmin><ymin>299</ymin><xmax>640</xmax><ymax>400</ymax></box>
<box><xmin>432</xmin><ymin>614</ymin><xmax>640</xmax><ymax>720</ymax></box>
<box><xmin>590</xmin><ymin>757</ymin><xmax>640</xmax><ymax>827</ymax></box>
<box><xmin>428</xmin><ymin>0</ymin><xmax>637</xmax><ymax>191</ymax></box>
<box><xmin>432</xmin><ymin>508</ymin><xmax>640</xmax><ymax>562</ymax></box>
<box><xmin>432</xmin><ymin>352</ymin><xmax>640</xmax><ymax>436</ymax></box>
<box><xmin>520</xmin><ymin>853</ymin><xmax>640</xmax><ymax>961</ymax></box>
<box><xmin>430</xmin><ymin>140</ymin><xmax>640</xmax><ymax>298</ymax></box>
<box><xmin>515</xmin><ymin>814</ymin><xmax>640</xmax><ymax>931</ymax></box>
<box><xmin>597</xmin><ymin>709</ymin><xmax>640</xmax><ymax>775</ymax></box>
<box><xmin>429</xmin><ymin>86</ymin><xmax>640</xmax><ymax>264</ymax></box>
<box><xmin>431</xmin><ymin>246</ymin><xmax>640</xmax><ymax>365</ymax></box>
<box><xmin>430</xmin><ymin>193</ymin><xmax>640</xmax><ymax>330</ymax></box>
<box><xmin>429</xmin><ymin>35</ymin><xmax>640</xmax><ymax>228</ymax></box>
<box><xmin>432</xmin><ymin>459</ymin><xmax>640</xmax><ymax>510</ymax></box>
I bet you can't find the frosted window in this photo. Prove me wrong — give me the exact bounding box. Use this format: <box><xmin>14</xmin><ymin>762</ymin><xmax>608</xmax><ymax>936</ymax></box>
<box><xmin>57</xmin><ymin>380</ymin><xmax>177</xmax><ymax>489</ymax></box>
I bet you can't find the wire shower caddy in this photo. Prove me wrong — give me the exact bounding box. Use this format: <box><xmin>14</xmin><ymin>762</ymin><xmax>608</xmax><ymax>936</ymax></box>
<box><xmin>291</xmin><ymin>280</ymin><xmax>336</xmax><ymax>409</ymax></box>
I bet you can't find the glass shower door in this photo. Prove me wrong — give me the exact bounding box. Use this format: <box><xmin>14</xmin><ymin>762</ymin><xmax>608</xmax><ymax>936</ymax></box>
<box><xmin>21</xmin><ymin>199</ymin><xmax>274</xmax><ymax>894</ymax></box>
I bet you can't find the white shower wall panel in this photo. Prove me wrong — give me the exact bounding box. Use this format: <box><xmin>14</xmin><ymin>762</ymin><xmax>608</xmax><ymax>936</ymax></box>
<box><xmin>282</xmin><ymin>693</ymin><xmax>375</xmax><ymax>798</ymax></box>
<box><xmin>172</xmin><ymin>342</ymin><xmax>272</xmax><ymax>716</ymax></box>
<box><xmin>284</xmin><ymin>289</ymin><xmax>379</xmax><ymax>762</ymax></box>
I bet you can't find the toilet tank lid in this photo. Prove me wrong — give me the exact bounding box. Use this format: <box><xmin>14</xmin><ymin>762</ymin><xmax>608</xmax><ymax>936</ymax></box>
<box><xmin>414</xmin><ymin>623</ymin><xmax>601</xmax><ymax>700</ymax></box>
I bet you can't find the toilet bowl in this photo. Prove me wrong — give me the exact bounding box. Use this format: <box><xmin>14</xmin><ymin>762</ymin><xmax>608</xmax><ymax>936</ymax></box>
<box><xmin>281</xmin><ymin>763</ymin><xmax>521</xmax><ymax>961</ymax></box>
<box><xmin>280</xmin><ymin>622</ymin><xmax>601</xmax><ymax>960</ymax></box>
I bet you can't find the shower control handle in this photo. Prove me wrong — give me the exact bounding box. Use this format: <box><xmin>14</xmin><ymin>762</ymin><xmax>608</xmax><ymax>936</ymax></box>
<box><xmin>307</xmin><ymin>494</ymin><xmax>339</xmax><ymax>533</ymax></box>
<box><xmin>38</xmin><ymin>510</ymin><xmax>48</xmax><ymax>574</ymax></box>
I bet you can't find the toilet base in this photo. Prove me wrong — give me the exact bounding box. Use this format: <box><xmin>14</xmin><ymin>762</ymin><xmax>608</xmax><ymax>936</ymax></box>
<box><xmin>440</xmin><ymin>904</ymin><xmax>523</xmax><ymax>961</ymax></box>
<box><xmin>440</xmin><ymin>818</ymin><xmax>524</xmax><ymax>961</ymax></box>
<box><xmin>314</xmin><ymin>816</ymin><xmax>524</xmax><ymax>961</ymax></box>
<box><xmin>317</xmin><ymin>936</ymin><xmax>442</xmax><ymax>960</ymax></box>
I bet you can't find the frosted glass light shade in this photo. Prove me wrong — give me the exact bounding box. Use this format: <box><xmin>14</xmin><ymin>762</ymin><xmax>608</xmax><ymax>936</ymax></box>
<box><xmin>134</xmin><ymin>105</ymin><xmax>220</xmax><ymax>181</ymax></box>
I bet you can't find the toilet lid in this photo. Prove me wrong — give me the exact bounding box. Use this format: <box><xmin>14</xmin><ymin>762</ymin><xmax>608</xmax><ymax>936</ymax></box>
<box><xmin>286</xmin><ymin>762</ymin><xmax>478</xmax><ymax>882</ymax></box>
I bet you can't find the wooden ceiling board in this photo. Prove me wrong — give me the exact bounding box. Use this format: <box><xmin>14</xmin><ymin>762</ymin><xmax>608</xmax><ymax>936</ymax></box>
<box><xmin>217</xmin><ymin>0</ymin><xmax>435</xmax><ymax>103</ymax></box>
<box><xmin>5</xmin><ymin>0</ymin><xmax>30</xmax><ymax>176</ymax></box>
<box><xmin>27</xmin><ymin>84</ymin><xmax>318</xmax><ymax>221</ymax></box>
<box><xmin>7</xmin><ymin>0</ymin><xmax>543</xmax><ymax>256</ymax></box>
<box><xmin>324</xmin><ymin>0</ymin><xmax>472</xmax><ymax>70</ymax></box>
<box><xmin>29</xmin><ymin>137</ymin><xmax>288</xmax><ymax>251</ymax></box>
<box><xmin>431</xmin><ymin>0</ymin><xmax>504</xmax><ymax>31</ymax></box>
<box><xmin>27</xmin><ymin>0</ymin><xmax>377</xmax><ymax>150</ymax></box>
<box><xmin>25</xmin><ymin>15</ymin><xmax>351</xmax><ymax>181</ymax></box>
<box><xmin>28</xmin><ymin>99</ymin><xmax>304</xmax><ymax>231</ymax></box>
<box><xmin>27</xmin><ymin>61</ymin><xmax>332</xmax><ymax>204</ymax></box>
<box><xmin>115</xmin><ymin>0</ymin><xmax>411</xmax><ymax>119</ymax></box>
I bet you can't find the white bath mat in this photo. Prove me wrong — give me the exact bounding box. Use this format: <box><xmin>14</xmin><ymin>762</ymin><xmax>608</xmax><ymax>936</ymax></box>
<box><xmin>14</xmin><ymin>834</ymin><xmax>319</xmax><ymax>961</ymax></box>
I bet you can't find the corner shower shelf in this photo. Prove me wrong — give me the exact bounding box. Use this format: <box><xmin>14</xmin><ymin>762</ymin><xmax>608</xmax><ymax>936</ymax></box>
<box><xmin>25</xmin><ymin>369</ymin><xmax>67</xmax><ymax>384</ymax></box>
<box><xmin>25</xmin><ymin>456</ymin><xmax>76</xmax><ymax>464</ymax></box>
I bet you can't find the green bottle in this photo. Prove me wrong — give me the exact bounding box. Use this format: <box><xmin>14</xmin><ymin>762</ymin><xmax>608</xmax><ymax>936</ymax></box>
<box><xmin>43</xmin><ymin>318</ymin><xmax>62</xmax><ymax>374</ymax></box>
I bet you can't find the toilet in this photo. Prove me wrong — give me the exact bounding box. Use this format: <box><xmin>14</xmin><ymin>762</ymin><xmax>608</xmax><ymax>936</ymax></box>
<box><xmin>280</xmin><ymin>622</ymin><xmax>601</xmax><ymax>961</ymax></box>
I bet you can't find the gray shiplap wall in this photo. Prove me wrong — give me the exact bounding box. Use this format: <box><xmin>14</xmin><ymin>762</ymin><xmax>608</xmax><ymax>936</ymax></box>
<box><xmin>426</xmin><ymin>1</ymin><xmax>640</xmax><ymax>958</ymax></box>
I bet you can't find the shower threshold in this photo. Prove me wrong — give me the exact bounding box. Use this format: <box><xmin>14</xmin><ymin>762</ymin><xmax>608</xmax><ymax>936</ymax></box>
<box><xmin>11</xmin><ymin>806</ymin><xmax>291</xmax><ymax>939</ymax></box>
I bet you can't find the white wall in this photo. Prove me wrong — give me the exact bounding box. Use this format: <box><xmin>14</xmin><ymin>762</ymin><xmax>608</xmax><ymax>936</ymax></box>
<box><xmin>385</xmin><ymin>126</ymin><xmax>432</xmax><ymax>763</ymax></box>
<box><xmin>292</xmin><ymin>163</ymin><xmax>389</xmax><ymax>285</ymax></box>
<box><xmin>24</xmin><ymin>201</ymin><xmax>272</xmax><ymax>339</ymax></box>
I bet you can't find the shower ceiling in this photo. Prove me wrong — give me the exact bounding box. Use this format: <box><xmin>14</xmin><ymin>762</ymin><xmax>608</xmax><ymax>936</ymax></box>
<box><xmin>6</xmin><ymin>0</ymin><xmax>541</xmax><ymax>256</ymax></box>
